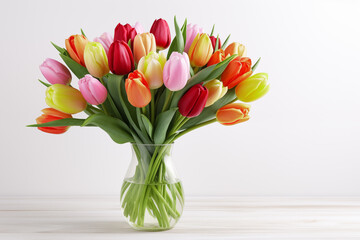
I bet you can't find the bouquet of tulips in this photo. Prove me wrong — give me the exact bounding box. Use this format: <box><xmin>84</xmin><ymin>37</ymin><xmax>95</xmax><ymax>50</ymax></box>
<box><xmin>28</xmin><ymin>16</ymin><xmax>269</xmax><ymax>229</ymax></box>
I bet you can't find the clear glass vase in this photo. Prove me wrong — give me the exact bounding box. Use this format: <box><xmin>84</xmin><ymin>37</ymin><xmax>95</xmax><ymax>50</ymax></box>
<box><xmin>120</xmin><ymin>143</ymin><xmax>184</xmax><ymax>231</ymax></box>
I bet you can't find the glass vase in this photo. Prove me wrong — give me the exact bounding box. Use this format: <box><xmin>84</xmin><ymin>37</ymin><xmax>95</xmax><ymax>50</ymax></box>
<box><xmin>120</xmin><ymin>143</ymin><xmax>184</xmax><ymax>231</ymax></box>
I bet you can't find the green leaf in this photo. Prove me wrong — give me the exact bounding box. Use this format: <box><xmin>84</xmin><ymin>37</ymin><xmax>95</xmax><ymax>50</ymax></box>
<box><xmin>174</xmin><ymin>16</ymin><xmax>184</xmax><ymax>53</ymax></box>
<box><xmin>214</xmin><ymin>34</ymin><xmax>220</xmax><ymax>52</ymax></box>
<box><xmin>222</xmin><ymin>34</ymin><xmax>231</xmax><ymax>49</ymax></box>
<box><xmin>182</xmin><ymin>88</ymin><xmax>236</xmax><ymax>129</ymax></box>
<box><xmin>103</xmin><ymin>74</ymin><xmax>126</xmax><ymax>120</ymax></box>
<box><xmin>82</xmin><ymin>114</ymin><xmax>133</xmax><ymax>144</ymax></box>
<box><xmin>181</xmin><ymin>18</ymin><xmax>187</xmax><ymax>44</ymax></box>
<box><xmin>80</xmin><ymin>28</ymin><xmax>86</xmax><ymax>37</ymax></box>
<box><xmin>170</xmin><ymin>55</ymin><xmax>236</xmax><ymax>108</ymax></box>
<box><xmin>38</xmin><ymin>79</ymin><xmax>51</xmax><ymax>87</ymax></box>
<box><xmin>60</xmin><ymin>53</ymin><xmax>89</xmax><ymax>79</ymax></box>
<box><xmin>141</xmin><ymin>114</ymin><xmax>153</xmax><ymax>139</ymax></box>
<box><xmin>252</xmin><ymin>57</ymin><xmax>261</xmax><ymax>71</ymax></box>
<box><xmin>51</xmin><ymin>42</ymin><xmax>66</xmax><ymax>55</ymax></box>
<box><xmin>27</xmin><ymin>118</ymin><xmax>86</xmax><ymax>127</ymax></box>
<box><xmin>210</xmin><ymin>24</ymin><xmax>215</xmax><ymax>36</ymax></box>
<box><xmin>153</xmin><ymin>107</ymin><xmax>178</xmax><ymax>144</ymax></box>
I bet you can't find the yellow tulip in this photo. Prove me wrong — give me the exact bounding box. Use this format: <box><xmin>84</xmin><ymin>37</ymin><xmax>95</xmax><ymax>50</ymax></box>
<box><xmin>137</xmin><ymin>52</ymin><xmax>166</xmax><ymax>89</ymax></box>
<box><xmin>235</xmin><ymin>73</ymin><xmax>270</xmax><ymax>102</ymax></box>
<box><xmin>188</xmin><ymin>33</ymin><xmax>213</xmax><ymax>67</ymax></box>
<box><xmin>45</xmin><ymin>84</ymin><xmax>87</xmax><ymax>114</ymax></box>
<box><xmin>84</xmin><ymin>42</ymin><xmax>109</xmax><ymax>78</ymax></box>
<box><xmin>204</xmin><ymin>79</ymin><xmax>228</xmax><ymax>107</ymax></box>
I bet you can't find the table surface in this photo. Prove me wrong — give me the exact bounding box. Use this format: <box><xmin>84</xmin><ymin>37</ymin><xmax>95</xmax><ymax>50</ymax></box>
<box><xmin>1</xmin><ymin>196</ymin><xmax>360</xmax><ymax>239</ymax></box>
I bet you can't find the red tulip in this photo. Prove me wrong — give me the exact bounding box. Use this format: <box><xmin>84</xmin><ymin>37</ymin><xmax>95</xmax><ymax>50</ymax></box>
<box><xmin>114</xmin><ymin>23</ymin><xmax>137</xmax><ymax>48</ymax></box>
<box><xmin>36</xmin><ymin>108</ymin><xmax>72</xmax><ymax>134</ymax></box>
<box><xmin>108</xmin><ymin>40</ymin><xmax>134</xmax><ymax>75</ymax></box>
<box><xmin>178</xmin><ymin>84</ymin><xmax>209</xmax><ymax>118</ymax></box>
<box><xmin>150</xmin><ymin>18</ymin><xmax>171</xmax><ymax>50</ymax></box>
<box><xmin>209</xmin><ymin>36</ymin><xmax>221</xmax><ymax>51</ymax></box>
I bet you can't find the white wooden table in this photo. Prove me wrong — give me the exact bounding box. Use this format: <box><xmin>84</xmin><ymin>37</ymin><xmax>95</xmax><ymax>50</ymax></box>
<box><xmin>0</xmin><ymin>196</ymin><xmax>360</xmax><ymax>239</ymax></box>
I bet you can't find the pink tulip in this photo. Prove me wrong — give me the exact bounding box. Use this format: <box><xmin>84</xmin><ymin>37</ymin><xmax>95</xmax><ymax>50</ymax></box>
<box><xmin>79</xmin><ymin>74</ymin><xmax>107</xmax><ymax>105</ymax></box>
<box><xmin>133</xmin><ymin>22</ymin><xmax>144</xmax><ymax>34</ymax></box>
<box><xmin>163</xmin><ymin>52</ymin><xmax>190</xmax><ymax>91</ymax></box>
<box><xmin>39</xmin><ymin>58</ymin><xmax>72</xmax><ymax>85</ymax></box>
<box><xmin>184</xmin><ymin>24</ymin><xmax>204</xmax><ymax>53</ymax></box>
<box><xmin>93</xmin><ymin>32</ymin><xmax>113</xmax><ymax>55</ymax></box>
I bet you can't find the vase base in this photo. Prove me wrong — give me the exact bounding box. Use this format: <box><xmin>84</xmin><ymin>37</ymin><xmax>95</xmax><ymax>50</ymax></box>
<box><xmin>129</xmin><ymin>223</ymin><xmax>176</xmax><ymax>232</ymax></box>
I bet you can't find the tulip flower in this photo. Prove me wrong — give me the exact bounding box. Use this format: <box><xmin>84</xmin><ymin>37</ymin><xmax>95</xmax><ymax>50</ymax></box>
<box><xmin>207</xmin><ymin>49</ymin><xmax>226</xmax><ymax>67</ymax></box>
<box><xmin>178</xmin><ymin>84</ymin><xmax>208</xmax><ymax>118</ymax></box>
<box><xmin>39</xmin><ymin>58</ymin><xmax>72</xmax><ymax>85</ymax></box>
<box><xmin>84</xmin><ymin>42</ymin><xmax>109</xmax><ymax>78</ymax></box>
<box><xmin>133</xmin><ymin>22</ymin><xmax>144</xmax><ymax>34</ymax></box>
<box><xmin>114</xmin><ymin>23</ymin><xmax>137</xmax><ymax>47</ymax></box>
<box><xmin>204</xmin><ymin>79</ymin><xmax>228</xmax><ymax>107</ymax></box>
<box><xmin>138</xmin><ymin>52</ymin><xmax>166</xmax><ymax>89</ymax></box>
<box><xmin>36</xmin><ymin>108</ymin><xmax>72</xmax><ymax>134</ymax></box>
<box><xmin>125</xmin><ymin>70</ymin><xmax>151</xmax><ymax>108</ymax></box>
<box><xmin>235</xmin><ymin>73</ymin><xmax>270</xmax><ymax>102</ymax></box>
<box><xmin>45</xmin><ymin>84</ymin><xmax>87</xmax><ymax>114</ymax></box>
<box><xmin>133</xmin><ymin>33</ymin><xmax>156</xmax><ymax>63</ymax></box>
<box><xmin>93</xmin><ymin>32</ymin><xmax>113</xmax><ymax>55</ymax></box>
<box><xmin>150</xmin><ymin>18</ymin><xmax>171</xmax><ymax>50</ymax></box>
<box><xmin>108</xmin><ymin>40</ymin><xmax>134</xmax><ymax>75</ymax></box>
<box><xmin>225</xmin><ymin>42</ymin><xmax>246</xmax><ymax>57</ymax></box>
<box><xmin>163</xmin><ymin>52</ymin><xmax>190</xmax><ymax>91</ymax></box>
<box><xmin>79</xmin><ymin>74</ymin><xmax>108</xmax><ymax>105</ymax></box>
<box><xmin>188</xmin><ymin>33</ymin><xmax>213</xmax><ymax>67</ymax></box>
<box><xmin>65</xmin><ymin>34</ymin><xmax>89</xmax><ymax>66</ymax></box>
<box><xmin>184</xmin><ymin>24</ymin><xmax>204</xmax><ymax>53</ymax></box>
<box><xmin>209</xmin><ymin>36</ymin><xmax>221</xmax><ymax>51</ymax></box>
<box><xmin>221</xmin><ymin>56</ymin><xmax>252</xmax><ymax>89</ymax></box>
<box><xmin>216</xmin><ymin>103</ymin><xmax>250</xmax><ymax>125</ymax></box>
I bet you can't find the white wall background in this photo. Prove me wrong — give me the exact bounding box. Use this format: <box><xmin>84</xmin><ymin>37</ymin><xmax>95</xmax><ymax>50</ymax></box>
<box><xmin>0</xmin><ymin>0</ymin><xmax>359</xmax><ymax>197</ymax></box>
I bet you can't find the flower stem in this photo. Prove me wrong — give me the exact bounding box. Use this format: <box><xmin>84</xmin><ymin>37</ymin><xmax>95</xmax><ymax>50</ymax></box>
<box><xmin>162</xmin><ymin>90</ymin><xmax>173</xmax><ymax>112</ymax></box>
<box><xmin>173</xmin><ymin>118</ymin><xmax>217</xmax><ymax>142</ymax></box>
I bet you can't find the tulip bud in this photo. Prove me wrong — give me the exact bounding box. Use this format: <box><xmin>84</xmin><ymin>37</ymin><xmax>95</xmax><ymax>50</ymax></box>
<box><xmin>209</xmin><ymin>36</ymin><xmax>221</xmax><ymax>51</ymax></box>
<box><xmin>216</xmin><ymin>103</ymin><xmax>250</xmax><ymax>125</ymax></box>
<box><xmin>79</xmin><ymin>74</ymin><xmax>108</xmax><ymax>105</ymax></box>
<box><xmin>150</xmin><ymin>18</ymin><xmax>171</xmax><ymax>50</ymax></box>
<box><xmin>36</xmin><ymin>108</ymin><xmax>72</xmax><ymax>134</ymax></box>
<box><xmin>178</xmin><ymin>84</ymin><xmax>208</xmax><ymax>118</ymax></box>
<box><xmin>114</xmin><ymin>23</ymin><xmax>137</xmax><ymax>48</ymax></box>
<box><xmin>133</xmin><ymin>22</ymin><xmax>144</xmax><ymax>34</ymax></box>
<box><xmin>221</xmin><ymin>56</ymin><xmax>252</xmax><ymax>89</ymax></box>
<box><xmin>235</xmin><ymin>73</ymin><xmax>270</xmax><ymax>102</ymax></box>
<box><xmin>108</xmin><ymin>40</ymin><xmax>134</xmax><ymax>75</ymax></box>
<box><xmin>125</xmin><ymin>70</ymin><xmax>151</xmax><ymax>108</ymax></box>
<box><xmin>84</xmin><ymin>42</ymin><xmax>109</xmax><ymax>78</ymax></box>
<box><xmin>163</xmin><ymin>52</ymin><xmax>190</xmax><ymax>91</ymax></box>
<box><xmin>39</xmin><ymin>58</ymin><xmax>72</xmax><ymax>85</ymax></box>
<box><xmin>185</xmin><ymin>24</ymin><xmax>204</xmax><ymax>53</ymax></box>
<box><xmin>188</xmin><ymin>33</ymin><xmax>213</xmax><ymax>67</ymax></box>
<box><xmin>138</xmin><ymin>52</ymin><xmax>166</xmax><ymax>89</ymax></box>
<box><xmin>207</xmin><ymin>49</ymin><xmax>227</xmax><ymax>67</ymax></box>
<box><xmin>204</xmin><ymin>79</ymin><xmax>228</xmax><ymax>107</ymax></box>
<box><xmin>133</xmin><ymin>33</ymin><xmax>156</xmax><ymax>63</ymax></box>
<box><xmin>93</xmin><ymin>32</ymin><xmax>113</xmax><ymax>55</ymax></box>
<box><xmin>65</xmin><ymin>34</ymin><xmax>89</xmax><ymax>66</ymax></box>
<box><xmin>45</xmin><ymin>84</ymin><xmax>87</xmax><ymax>114</ymax></box>
<box><xmin>225</xmin><ymin>42</ymin><xmax>246</xmax><ymax>57</ymax></box>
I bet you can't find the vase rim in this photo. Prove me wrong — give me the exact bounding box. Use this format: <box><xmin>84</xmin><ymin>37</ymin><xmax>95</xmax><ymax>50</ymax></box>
<box><xmin>131</xmin><ymin>143</ymin><xmax>174</xmax><ymax>147</ymax></box>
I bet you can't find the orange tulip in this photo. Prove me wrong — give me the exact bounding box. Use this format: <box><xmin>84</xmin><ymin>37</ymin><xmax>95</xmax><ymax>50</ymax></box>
<box><xmin>224</xmin><ymin>42</ymin><xmax>246</xmax><ymax>57</ymax></box>
<box><xmin>207</xmin><ymin>49</ymin><xmax>226</xmax><ymax>67</ymax></box>
<box><xmin>65</xmin><ymin>34</ymin><xmax>89</xmax><ymax>66</ymax></box>
<box><xmin>133</xmin><ymin>33</ymin><xmax>156</xmax><ymax>63</ymax></box>
<box><xmin>221</xmin><ymin>56</ymin><xmax>252</xmax><ymax>89</ymax></box>
<box><xmin>36</xmin><ymin>108</ymin><xmax>72</xmax><ymax>134</ymax></box>
<box><xmin>216</xmin><ymin>103</ymin><xmax>250</xmax><ymax>125</ymax></box>
<box><xmin>125</xmin><ymin>70</ymin><xmax>151</xmax><ymax>108</ymax></box>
